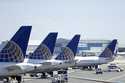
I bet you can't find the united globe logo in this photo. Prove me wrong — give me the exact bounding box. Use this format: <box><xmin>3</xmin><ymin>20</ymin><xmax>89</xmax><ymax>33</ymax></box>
<box><xmin>30</xmin><ymin>44</ymin><xmax>52</xmax><ymax>60</ymax></box>
<box><xmin>0</xmin><ymin>41</ymin><xmax>24</xmax><ymax>62</ymax></box>
<box><xmin>100</xmin><ymin>48</ymin><xmax>113</xmax><ymax>58</ymax></box>
<box><xmin>39</xmin><ymin>44</ymin><xmax>51</xmax><ymax>60</ymax></box>
<box><xmin>61</xmin><ymin>47</ymin><xmax>74</xmax><ymax>60</ymax></box>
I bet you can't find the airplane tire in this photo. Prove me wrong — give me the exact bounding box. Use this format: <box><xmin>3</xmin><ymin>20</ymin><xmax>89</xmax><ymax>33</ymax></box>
<box><xmin>48</xmin><ymin>72</ymin><xmax>53</xmax><ymax>77</ymax></box>
<box><xmin>16</xmin><ymin>76</ymin><xmax>22</xmax><ymax>83</ymax></box>
<box><xmin>41</xmin><ymin>72</ymin><xmax>47</xmax><ymax>78</ymax></box>
<box><xmin>95</xmin><ymin>65</ymin><xmax>99</xmax><ymax>69</ymax></box>
<box><xmin>88</xmin><ymin>66</ymin><xmax>93</xmax><ymax>70</ymax></box>
<box><xmin>3</xmin><ymin>77</ymin><xmax>9</xmax><ymax>83</ymax></box>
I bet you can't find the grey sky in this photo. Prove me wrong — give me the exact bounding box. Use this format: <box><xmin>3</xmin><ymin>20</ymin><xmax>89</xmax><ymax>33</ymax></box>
<box><xmin>0</xmin><ymin>0</ymin><xmax>125</xmax><ymax>44</ymax></box>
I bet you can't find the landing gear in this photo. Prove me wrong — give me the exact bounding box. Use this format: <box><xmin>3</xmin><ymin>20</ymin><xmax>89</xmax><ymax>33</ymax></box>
<box><xmin>30</xmin><ymin>73</ymin><xmax>39</xmax><ymax>77</ymax></box>
<box><xmin>3</xmin><ymin>77</ymin><xmax>9</xmax><ymax>83</ymax></box>
<box><xmin>16</xmin><ymin>76</ymin><xmax>22</xmax><ymax>83</ymax></box>
<box><xmin>95</xmin><ymin>65</ymin><xmax>99</xmax><ymax>69</ymax></box>
<box><xmin>48</xmin><ymin>71</ymin><xmax>53</xmax><ymax>77</ymax></box>
<box><xmin>63</xmin><ymin>70</ymin><xmax>68</xmax><ymax>82</ymax></box>
<box><xmin>81</xmin><ymin>66</ymin><xmax>88</xmax><ymax>70</ymax></box>
<box><xmin>40</xmin><ymin>72</ymin><xmax>47</xmax><ymax>78</ymax></box>
<box><xmin>88</xmin><ymin>66</ymin><xmax>93</xmax><ymax>70</ymax></box>
<box><xmin>81</xmin><ymin>66</ymin><xmax>93</xmax><ymax>70</ymax></box>
<box><xmin>88</xmin><ymin>65</ymin><xmax>99</xmax><ymax>70</ymax></box>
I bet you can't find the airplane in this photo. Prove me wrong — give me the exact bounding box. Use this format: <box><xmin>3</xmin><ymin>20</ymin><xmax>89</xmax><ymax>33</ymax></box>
<box><xmin>29</xmin><ymin>35</ymin><xmax>80</xmax><ymax>77</ymax></box>
<box><xmin>75</xmin><ymin>39</ymin><xmax>118</xmax><ymax>70</ymax></box>
<box><xmin>0</xmin><ymin>26</ymin><xmax>32</xmax><ymax>83</ymax></box>
<box><xmin>23</xmin><ymin>32</ymin><xmax>58</xmax><ymax>77</ymax></box>
<box><xmin>24</xmin><ymin>32</ymin><xmax>58</xmax><ymax>63</ymax></box>
<box><xmin>1</xmin><ymin>32</ymin><xmax>58</xmax><ymax>82</ymax></box>
<box><xmin>51</xmin><ymin>35</ymin><xmax>80</xmax><ymax>70</ymax></box>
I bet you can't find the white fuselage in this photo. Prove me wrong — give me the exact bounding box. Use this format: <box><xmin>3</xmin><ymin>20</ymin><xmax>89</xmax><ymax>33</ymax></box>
<box><xmin>39</xmin><ymin>59</ymin><xmax>75</xmax><ymax>71</ymax></box>
<box><xmin>0</xmin><ymin>62</ymin><xmax>17</xmax><ymax>76</ymax></box>
<box><xmin>24</xmin><ymin>59</ymin><xmax>76</xmax><ymax>73</ymax></box>
<box><xmin>2</xmin><ymin>55</ymin><xmax>114</xmax><ymax>75</ymax></box>
<box><xmin>0</xmin><ymin>56</ymin><xmax>113</xmax><ymax>76</ymax></box>
<box><xmin>0</xmin><ymin>62</ymin><xmax>36</xmax><ymax>77</ymax></box>
<box><xmin>75</xmin><ymin>56</ymin><xmax>114</xmax><ymax>67</ymax></box>
<box><xmin>20</xmin><ymin>56</ymin><xmax>114</xmax><ymax>73</ymax></box>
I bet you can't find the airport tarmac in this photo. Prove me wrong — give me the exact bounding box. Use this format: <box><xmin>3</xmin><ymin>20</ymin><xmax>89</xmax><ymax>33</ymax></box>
<box><xmin>1</xmin><ymin>56</ymin><xmax>125</xmax><ymax>83</ymax></box>
<box><xmin>22</xmin><ymin>68</ymin><xmax>125</xmax><ymax>83</ymax></box>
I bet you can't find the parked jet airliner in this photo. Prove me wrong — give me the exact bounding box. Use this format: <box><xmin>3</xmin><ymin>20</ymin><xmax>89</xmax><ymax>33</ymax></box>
<box><xmin>22</xmin><ymin>32</ymin><xmax>58</xmax><ymax>77</ymax></box>
<box><xmin>75</xmin><ymin>39</ymin><xmax>118</xmax><ymax>69</ymax></box>
<box><xmin>28</xmin><ymin>35</ymin><xmax>80</xmax><ymax>77</ymax></box>
<box><xmin>0</xmin><ymin>26</ymin><xmax>32</xmax><ymax>83</ymax></box>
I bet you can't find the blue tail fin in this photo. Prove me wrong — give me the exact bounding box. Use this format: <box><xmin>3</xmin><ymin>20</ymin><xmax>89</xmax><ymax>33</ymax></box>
<box><xmin>29</xmin><ymin>32</ymin><xmax>58</xmax><ymax>60</ymax></box>
<box><xmin>55</xmin><ymin>35</ymin><xmax>80</xmax><ymax>60</ymax></box>
<box><xmin>10</xmin><ymin>26</ymin><xmax>32</xmax><ymax>55</ymax></box>
<box><xmin>0</xmin><ymin>26</ymin><xmax>32</xmax><ymax>62</ymax></box>
<box><xmin>99</xmin><ymin>39</ymin><xmax>117</xmax><ymax>58</ymax></box>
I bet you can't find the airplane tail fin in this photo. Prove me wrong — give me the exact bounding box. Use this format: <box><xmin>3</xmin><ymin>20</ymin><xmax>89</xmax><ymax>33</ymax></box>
<box><xmin>29</xmin><ymin>32</ymin><xmax>58</xmax><ymax>60</ymax></box>
<box><xmin>55</xmin><ymin>35</ymin><xmax>80</xmax><ymax>60</ymax></box>
<box><xmin>0</xmin><ymin>26</ymin><xmax>32</xmax><ymax>62</ymax></box>
<box><xmin>99</xmin><ymin>39</ymin><xmax>118</xmax><ymax>58</ymax></box>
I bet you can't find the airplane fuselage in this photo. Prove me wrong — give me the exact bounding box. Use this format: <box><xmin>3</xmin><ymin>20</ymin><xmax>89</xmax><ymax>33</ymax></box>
<box><xmin>75</xmin><ymin>56</ymin><xmax>114</xmax><ymax>67</ymax></box>
<box><xmin>0</xmin><ymin>62</ymin><xmax>35</xmax><ymax>77</ymax></box>
<box><xmin>25</xmin><ymin>59</ymin><xmax>75</xmax><ymax>73</ymax></box>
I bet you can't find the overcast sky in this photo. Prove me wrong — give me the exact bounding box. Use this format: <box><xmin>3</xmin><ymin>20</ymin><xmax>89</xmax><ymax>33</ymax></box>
<box><xmin>0</xmin><ymin>0</ymin><xmax>125</xmax><ymax>44</ymax></box>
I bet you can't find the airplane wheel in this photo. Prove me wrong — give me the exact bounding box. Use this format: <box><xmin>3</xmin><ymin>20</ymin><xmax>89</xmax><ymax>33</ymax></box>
<box><xmin>3</xmin><ymin>77</ymin><xmax>10</xmax><ymax>83</ymax></box>
<box><xmin>64</xmin><ymin>71</ymin><xmax>68</xmax><ymax>82</ymax></box>
<box><xmin>41</xmin><ymin>72</ymin><xmax>47</xmax><ymax>78</ymax></box>
<box><xmin>81</xmin><ymin>66</ymin><xmax>88</xmax><ymax>70</ymax></box>
<box><xmin>48</xmin><ymin>72</ymin><xmax>53</xmax><ymax>77</ymax></box>
<box><xmin>30</xmin><ymin>74</ymin><xmax>34</xmax><ymax>77</ymax></box>
<box><xmin>95</xmin><ymin>65</ymin><xmax>99</xmax><ymax>69</ymax></box>
<box><xmin>11</xmin><ymin>76</ymin><xmax>16</xmax><ymax>80</ymax></box>
<box><xmin>88</xmin><ymin>66</ymin><xmax>93</xmax><ymax>70</ymax></box>
<box><xmin>16</xmin><ymin>76</ymin><xmax>22</xmax><ymax>83</ymax></box>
